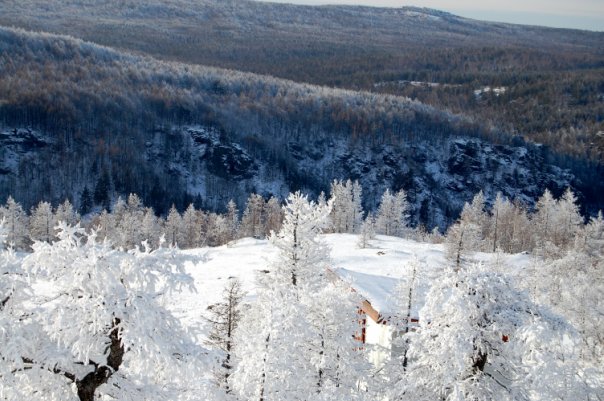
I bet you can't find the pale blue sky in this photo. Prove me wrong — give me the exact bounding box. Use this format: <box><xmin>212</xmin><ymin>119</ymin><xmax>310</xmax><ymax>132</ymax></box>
<box><xmin>257</xmin><ymin>0</ymin><xmax>604</xmax><ymax>31</ymax></box>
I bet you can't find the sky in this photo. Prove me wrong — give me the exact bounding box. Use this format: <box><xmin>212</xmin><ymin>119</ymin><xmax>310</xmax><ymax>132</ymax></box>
<box><xmin>257</xmin><ymin>0</ymin><xmax>604</xmax><ymax>31</ymax></box>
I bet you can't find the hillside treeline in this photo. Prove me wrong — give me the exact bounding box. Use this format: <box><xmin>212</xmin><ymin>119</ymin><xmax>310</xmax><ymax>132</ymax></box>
<box><xmin>0</xmin><ymin>27</ymin><xmax>602</xmax><ymax>221</ymax></box>
<box><xmin>2</xmin><ymin>0</ymin><xmax>603</xmax><ymax>161</ymax></box>
<box><xmin>0</xmin><ymin>28</ymin><xmax>480</xmax><ymax>207</ymax></box>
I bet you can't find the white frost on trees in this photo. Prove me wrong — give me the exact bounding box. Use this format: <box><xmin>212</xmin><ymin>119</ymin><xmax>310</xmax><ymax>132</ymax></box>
<box><xmin>0</xmin><ymin>196</ymin><xmax>29</xmax><ymax>250</ymax></box>
<box><xmin>375</xmin><ymin>188</ymin><xmax>409</xmax><ymax>237</ymax></box>
<box><xmin>240</xmin><ymin>194</ymin><xmax>266</xmax><ymax>239</ymax></box>
<box><xmin>232</xmin><ymin>192</ymin><xmax>371</xmax><ymax>400</ymax></box>
<box><xmin>165</xmin><ymin>204</ymin><xmax>183</xmax><ymax>247</ymax></box>
<box><xmin>329</xmin><ymin>179</ymin><xmax>364</xmax><ymax>234</ymax></box>
<box><xmin>29</xmin><ymin>201</ymin><xmax>55</xmax><ymax>243</ymax></box>
<box><xmin>401</xmin><ymin>263</ymin><xmax>588</xmax><ymax>401</ymax></box>
<box><xmin>8</xmin><ymin>223</ymin><xmax>203</xmax><ymax>401</ymax></box>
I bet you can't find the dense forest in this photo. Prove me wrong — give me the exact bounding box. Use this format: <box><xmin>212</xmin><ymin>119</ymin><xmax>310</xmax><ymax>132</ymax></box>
<box><xmin>2</xmin><ymin>0</ymin><xmax>603</xmax><ymax>161</ymax></box>
<box><xmin>0</xmin><ymin>27</ymin><xmax>601</xmax><ymax>227</ymax></box>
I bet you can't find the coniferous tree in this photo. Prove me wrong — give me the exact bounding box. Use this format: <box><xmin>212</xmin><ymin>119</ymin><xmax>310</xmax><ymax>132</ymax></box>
<box><xmin>375</xmin><ymin>189</ymin><xmax>396</xmax><ymax>236</ymax></box>
<box><xmin>93</xmin><ymin>169</ymin><xmax>111</xmax><ymax>210</ymax></box>
<box><xmin>93</xmin><ymin>209</ymin><xmax>114</xmax><ymax>243</ymax></box>
<box><xmin>0</xmin><ymin>197</ymin><xmax>29</xmax><ymax>250</ymax></box>
<box><xmin>164</xmin><ymin>205</ymin><xmax>183</xmax><ymax>247</ymax></box>
<box><xmin>118</xmin><ymin>194</ymin><xmax>145</xmax><ymax>249</ymax></box>
<box><xmin>181</xmin><ymin>204</ymin><xmax>201</xmax><ymax>249</ymax></box>
<box><xmin>79</xmin><ymin>186</ymin><xmax>93</xmax><ymax>216</ymax></box>
<box><xmin>233</xmin><ymin>193</ymin><xmax>369</xmax><ymax>400</ymax></box>
<box><xmin>445</xmin><ymin>203</ymin><xmax>482</xmax><ymax>270</ymax></box>
<box><xmin>240</xmin><ymin>194</ymin><xmax>266</xmax><ymax>239</ymax></box>
<box><xmin>533</xmin><ymin>189</ymin><xmax>557</xmax><ymax>254</ymax></box>
<box><xmin>29</xmin><ymin>201</ymin><xmax>55</xmax><ymax>243</ymax></box>
<box><xmin>579</xmin><ymin>211</ymin><xmax>604</xmax><ymax>259</ymax></box>
<box><xmin>225</xmin><ymin>200</ymin><xmax>240</xmax><ymax>243</ymax></box>
<box><xmin>328</xmin><ymin>179</ymin><xmax>364</xmax><ymax>234</ymax></box>
<box><xmin>357</xmin><ymin>212</ymin><xmax>376</xmax><ymax>249</ymax></box>
<box><xmin>264</xmin><ymin>197</ymin><xmax>283</xmax><ymax>237</ymax></box>
<box><xmin>385</xmin><ymin>257</ymin><xmax>422</xmax><ymax>393</ymax></box>
<box><xmin>459</xmin><ymin>191</ymin><xmax>489</xmax><ymax>250</ymax></box>
<box><xmin>140</xmin><ymin>207</ymin><xmax>161</xmax><ymax>249</ymax></box>
<box><xmin>488</xmin><ymin>193</ymin><xmax>510</xmax><ymax>252</ymax></box>
<box><xmin>555</xmin><ymin>188</ymin><xmax>583</xmax><ymax>249</ymax></box>
<box><xmin>206</xmin><ymin>278</ymin><xmax>244</xmax><ymax>393</ymax></box>
<box><xmin>375</xmin><ymin>188</ymin><xmax>409</xmax><ymax>237</ymax></box>
<box><xmin>54</xmin><ymin>199</ymin><xmax>79</xmax><ymax>228</ymax></box>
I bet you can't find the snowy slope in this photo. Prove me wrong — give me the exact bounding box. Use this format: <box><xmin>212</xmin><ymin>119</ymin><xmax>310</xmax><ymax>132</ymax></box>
<box><xmin>169</xmin><ymin>234</ymin><xmax>533</xmax><ymax>341</ymax></box>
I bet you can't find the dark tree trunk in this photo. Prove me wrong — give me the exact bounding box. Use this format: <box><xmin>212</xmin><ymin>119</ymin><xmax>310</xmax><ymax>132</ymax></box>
<box><xmin>472</xmin><ymin>349</ymin><xmax>488</xmax><ymax>373</ymax></box>
<box><xmin>76</xmin><ymin>318</ymin><xmax>124</xmax><ymax>401</ymax></box>
<box><xmin>402</xmin><ymin>261</ymin><xmax>418</xmax><ymax>370</ymax></box>
<box><xmin>258</xmin><ymin>333</ymin><xmax>270</xmax><ymax>401</ymax></box>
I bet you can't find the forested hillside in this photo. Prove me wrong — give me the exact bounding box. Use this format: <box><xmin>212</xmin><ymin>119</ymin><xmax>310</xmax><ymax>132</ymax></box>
<box><xmin>1</xmin><ymin>27</ymin><xmax>598</xmax><ymax>227</ymax></box>
<box><xmin>2</xmin><ymin>0</ymin><xmax>603</xmax><ymax>160</ymax></box>
<box><xmin>2</xmin><ymin>2</ymin><xmax>603</xmax><ymax>400</ymax></box>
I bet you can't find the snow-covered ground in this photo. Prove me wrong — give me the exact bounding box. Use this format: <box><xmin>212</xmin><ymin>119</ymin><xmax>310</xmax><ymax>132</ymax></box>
<box><xmin>170</xmin><ymin>234</ymin><xmax>532</xmax><ymax>342</ymax></box>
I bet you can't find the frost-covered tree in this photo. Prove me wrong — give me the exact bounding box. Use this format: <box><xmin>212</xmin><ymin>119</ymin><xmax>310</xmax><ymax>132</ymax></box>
<box><xmin>0</xmin><ymin>218</ymin><xmax>44</xmax><ymax>399</ymax></box>
<box><xmin>206</xmin><ymin>278</ymin><xmax>244</xmax><ymax>393</ymax></box>
<box><xmin>375</xmin><ymin>188</ymin><xmax>409</xmax><ymax>237</ymax></box>
<box><xmin>486</xmin><ymin>193</ymin><xmax>532</xmax><ymax>253</ymax></box>
<box><xmin>181</xmin><ymin>204</ymin><xmax>201</xmax><ymax>249</ymax></box>
<box><xmin>54</xmin><ymin>199</ymin><xmax>79</xmax><ymax>227</ymax></box>
<box><xmin>206</xmin><ymin>213</ymin><xmax>230</xmax><ymax>247</ymax></box>
<box><xmin>554</xmin><ymin>188</ymin><xmax>583</xmax><ymax>249</ymax></box>
<box><xmin>100</xmin><ymin>196</ymin><xmax>128</xmax><ymax>245</ymax></box>
<box><xmin>459</xmin><ymin>191</ymin><xmax>489</xmax><ymax>251</ymax></box>
<box><xmin>578</xmin><ymin>211</ymin><xmax>604</xmax><ymax>259</ymax></box>
<box><xmin>384</xmin><ymin>256</ymin><xmax>422</xmax><ymax>390</ymax></box>
<box><xmin>525</xmin><ymin>250</ymin><xmax>604</xmax><ymax>375</ymax></box>
<box><xmin>225</xmin><ymin>199</ymin><xmax>240</xmax><ymax>242</ymax></box>
<box><xmin>164</xmin><ymin>204</ymin><xmax>183</xmax><ymax>247</ymax></box>
<box><xmin>93</xmin><ymin>209</ymin><xmax>114</xmax><ymax>243</ymax></box>
<box><xmin>305</xmin><ymin>283</ymin><xmax>373</xmax><ymax>400</ymax></box>
<box><xmin>357</xmin><ymin>213</ymin><xmax>376</xmax><ymax>249</ymax></box>
<box><xmin>232</xmin><ymin>192</ymin><xmax>370</xmax><ymax>400</ymax></box>
<box><xmin>264</xmin><ymin>196</ymin><xmax>283</xmax><ymax>237</ymax></box>
<box><xmin>445</xmin><ymin>206</ymin><xmax>481</xmax><ymax>270</ymax></box>
<box><xmin>9</xmin><ymin>223</ymin><xmax>203</xmax><ymax>401</ymax></box>
<box><xmin>268</xmin><ymin>192</ymin><xmax>331</xmax><ymax>292</ymax></box>
<box><xmin>117</xmin><ymin>194</ymin><xmax>145</xmax><ymax>249</ymax></box>
<box><xmin>400</xmin><ymin>264</ymin><xmax>589</xmax><ymax>401</ymax></box>
<box><xmin>29</xmin><ymin>201</ymin><xmax>55</xmax><ymax>243</ymax></box>
<box><xmin>329</xmin><ymin>179</ymin><xmax>363</xmax><ymax>234</ymax></box>
<box><xmin>140</xmin><ymin>207</ymin><xmax>162</xmax><ymax>249</ymax></box>
<box><xmin>0</xmin><ymin>196</ymin><xmax>29</xmax><ymax>250</ymax></box>
<box><xmin>533</xmin><ymin>189</ymin><xmax>557</xmax><ymax>252</ymax></box>
<box><xmin>240</xmin><ymin>194</ymin><xmax>266</xmax><ymax>239</ymax></box>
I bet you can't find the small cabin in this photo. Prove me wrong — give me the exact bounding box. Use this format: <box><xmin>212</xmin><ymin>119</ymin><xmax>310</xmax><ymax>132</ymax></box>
<box><xmin>357</xmin><ymin>300</ymin><xmax>419</xmax><ymax>368</ymax></box>
<box><xmin>328</xmin><ymin>267</ymin><xmax>420</xmax><ymax>369</ymax></box>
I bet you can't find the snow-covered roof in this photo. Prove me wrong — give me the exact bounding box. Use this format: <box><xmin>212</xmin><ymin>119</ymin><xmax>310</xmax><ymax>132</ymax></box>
<box><xmin>335</xmin><ymin>268</ymin><xmax>400</xmax><ymax>318</ymax></box>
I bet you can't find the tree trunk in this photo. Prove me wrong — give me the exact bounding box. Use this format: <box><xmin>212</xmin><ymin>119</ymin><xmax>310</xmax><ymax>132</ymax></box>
<box><xmin>259</xmin><ymin>333</ymin><xmax>270</xmax><ymax>401</ymax></box>
<box><xmin>76</xmin><ymin>318</ymin><xmax>124</xmax><ymax>401</ymax></box>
